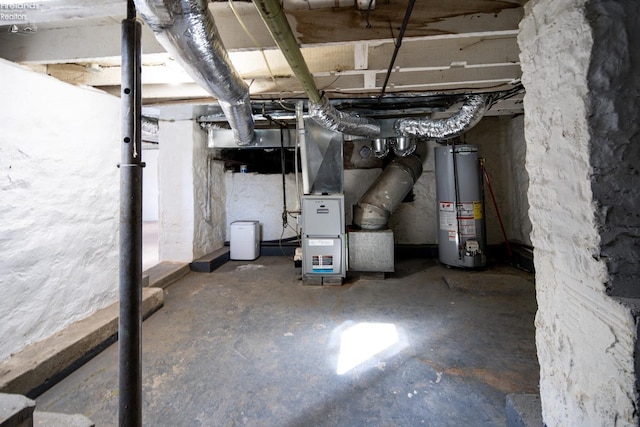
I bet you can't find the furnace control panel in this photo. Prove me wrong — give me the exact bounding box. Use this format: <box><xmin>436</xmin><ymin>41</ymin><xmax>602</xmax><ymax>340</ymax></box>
<box><xmin>301</xmin><ymin>196</ymin><xmax>344</xmax><ymax>236</ymax></box>
<box><xmin>301</xmin><ymin>195</ymin><xmax>346</xmax><ymax>279</ymax></box>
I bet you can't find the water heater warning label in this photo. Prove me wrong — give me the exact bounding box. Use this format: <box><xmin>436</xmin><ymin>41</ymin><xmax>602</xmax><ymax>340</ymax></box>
<box><xmin>439</xmin><ymin>202</ymin><xmax>456</xmax><ymax>231</ymax></box>
<box><xmin>439</xmin><ymin>201</ymin><xmax>479</xmax><ymax>241</ymax></box>
<box><xmin>473</xmin><ymin>201</ymin><xmax>483</xmax><ymax>219</ymax></box>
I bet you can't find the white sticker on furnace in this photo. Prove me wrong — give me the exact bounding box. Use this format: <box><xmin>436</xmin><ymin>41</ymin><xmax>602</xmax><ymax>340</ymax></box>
<box><xmin>308</xmin><ymin>239</ymin><xmax>334</xmax><ymax>247</ymax></box>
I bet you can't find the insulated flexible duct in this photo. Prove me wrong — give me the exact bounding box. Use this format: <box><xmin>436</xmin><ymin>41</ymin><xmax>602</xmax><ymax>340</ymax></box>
<box><xmin>134</xmin><ymin>0</ymin><xmax>254</xmax><ymax>146</ymax></box>
<box><xmin>252</xmin><ymin>0</ymin><xmax>380</xmax><ymax>138</ymax></box>
<box><xmin>308</xmin><ymin>96</ymin><xmax>381</xmax><ymax>138</ymax></box>
<box><xmin>394</xmin><ymin>94</ymin><xmax>491</xmax><ymax>140</ymax></box>
<box><xmin>353</xmin><ymin>154</ymin><xmax>423</xmax><ymax>230</ymax></box>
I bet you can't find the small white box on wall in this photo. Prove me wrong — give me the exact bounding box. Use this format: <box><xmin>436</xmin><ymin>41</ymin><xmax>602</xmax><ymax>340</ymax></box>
<box><xmin>230</xmin><ymin>221</ymin><xmax>261</xmax><ymax>260</ymax></box>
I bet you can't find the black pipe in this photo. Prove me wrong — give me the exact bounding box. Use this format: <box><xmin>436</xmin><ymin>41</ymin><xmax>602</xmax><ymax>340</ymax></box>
<box><xmin>280</xmin><ymin>125</ymin><xmax>287</xmax><ymax>228</ymax></box>
<box><xmin>119</xmin><ymin>1</ymin><xmax>143</xmax><ymax>425</ymax></box>
<box><xmin>451</xmin><ymin>141</ymin><xmax>463</xmax><ymax>260</ymax></box>
<box><xmin>377</xmin><ymin>0</ymin><xmax>416</xmax><ymax>104</ymax></box>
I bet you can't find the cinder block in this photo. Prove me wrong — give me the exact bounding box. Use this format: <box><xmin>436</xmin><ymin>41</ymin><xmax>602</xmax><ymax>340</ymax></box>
<box><xmin>348</xmin><ymin>229</ymin><xmax>394</xmax><ymax>272</ymax></box>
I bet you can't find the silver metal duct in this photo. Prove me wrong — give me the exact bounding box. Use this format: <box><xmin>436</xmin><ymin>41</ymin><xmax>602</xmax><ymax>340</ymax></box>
<box><xmin>134</xmin><ymin>0</ymin><xmax>254</xmax><ymax>146</ymax></box>
<box><xmin>391</xmin><ymin>136</ymin><xmax>416</xmax><ymax>157</ymax></box>
<box><xmin>371</xmin><ymin>138</ymin><xmax>389</xmax><ymax>159</ymax></box>
<box><xmin>308</xmin><ymin>95</ymin><xmax>380</xmax><ymax>138</ymax></box>
<box><xmin>393</xmin><ymin>94</ymin><xmax>491</xmax><ymax>140</ymax></box>
<box><xmin>353</xmin><ymin>154</ymin><xmax>423</xmax><ymax>230</ymax></box>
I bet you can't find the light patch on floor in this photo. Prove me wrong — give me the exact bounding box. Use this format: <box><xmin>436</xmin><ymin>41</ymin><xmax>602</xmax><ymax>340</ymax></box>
<box><xmin>336</xmin><ymin>322</ymin><xmax>400</xmax><ymax>375</ymax></box>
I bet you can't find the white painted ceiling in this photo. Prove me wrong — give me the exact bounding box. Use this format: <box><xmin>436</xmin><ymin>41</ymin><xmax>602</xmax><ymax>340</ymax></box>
<box><xmin>0</xmin><ymin>0</ymin><xmax>525</xmax><ymax>116</ymax></box>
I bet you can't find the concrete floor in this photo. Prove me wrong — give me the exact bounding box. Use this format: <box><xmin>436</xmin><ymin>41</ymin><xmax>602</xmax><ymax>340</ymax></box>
<box><xmin>36</xmin><ymin>256</ymin><xmax>539</xmax><ymax>426</ymax></box>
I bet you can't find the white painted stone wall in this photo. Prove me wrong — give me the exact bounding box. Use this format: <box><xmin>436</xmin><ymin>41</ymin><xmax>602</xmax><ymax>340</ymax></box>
<box><xmin>158</xmin><ymin>121</ymin><xmax>225</xmax><ymax>261</ymax></box>
<box><xmin>193</xmin><ymin>130</ymin><xmax>225</xmax><ymax>259</ymax></box>
<box><xmin>158</xmin><ymin>120</ymin><xmax>195</xmax><ymax>262</ymax></box>
<box><xmin>344</xmin><ymin>168</ymin><xmax>382</xmax><ymax>227</ymax></box>
<box><xmin>466</xmin><ymin>115</ymin><xmax>532</xmax><ymax>246</ymax></box>
<box><xmin>0</xmin><ymin>59</ymin><xmax>120</xmax><ymax>362</ymax></box>
<box><xmin>519</xmin><ymin>0</ymin><xmax>637</xmax><ymax>424</ymax></box>
<box><xmin>389</xmin><ymin>148</ymin><xmax>436</xmax><ymax>245</ymax></box>
<box><xmin>225</xmin><ymin>172</ymin><xmax>300</xmax><ymax>242</ymax></box>
<box><xmin>142</xmin><ymin>147</ymin><xmax>159</xmax><ymax>222</ymax></box>
<box><xmin>505</xmin><ymin>115</ymin><xmax>531</xmax><ymax>246</ymax></box>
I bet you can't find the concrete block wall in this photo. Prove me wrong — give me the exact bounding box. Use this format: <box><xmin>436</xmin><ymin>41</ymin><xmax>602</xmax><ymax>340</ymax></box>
<box><xmin>0</xmin><ymin>59</ymin><xmax>120</xmax><ymax>362</ymax></box>
<box><xmin>519</xmin><ymin>0</ymin><xmax>638</xmax><ymax>424</ymax></box>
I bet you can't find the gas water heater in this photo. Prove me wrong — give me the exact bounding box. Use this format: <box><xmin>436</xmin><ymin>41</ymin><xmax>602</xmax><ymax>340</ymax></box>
<box><xmin>435</xmin><ymin>144</ymin><xmax>486</xmax><ymax>268</ymax></box>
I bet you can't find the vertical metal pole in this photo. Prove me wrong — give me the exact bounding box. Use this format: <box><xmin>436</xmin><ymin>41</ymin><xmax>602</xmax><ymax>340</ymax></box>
<box><xmin>119</xmin><ymin>1</ymin><xmax>142</xmax><ymax>426</ymax></box>
<box><xmin>450</xmin><ymin>141</ymin><xmax>463</xmax><ymax>260</ymax></box>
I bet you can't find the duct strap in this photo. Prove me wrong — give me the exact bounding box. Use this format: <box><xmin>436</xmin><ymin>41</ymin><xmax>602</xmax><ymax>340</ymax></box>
<box><xmin>394</xmin><ymin>94</ymin><xmax>491</xmax><ymax>140</ymax></box>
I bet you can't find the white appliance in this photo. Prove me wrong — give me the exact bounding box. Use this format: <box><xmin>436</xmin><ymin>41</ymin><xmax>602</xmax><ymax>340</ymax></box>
<box><xmin>230</xmin><ymin>221</ymin><xmax>261</xmax><ymax>260</ymax></box>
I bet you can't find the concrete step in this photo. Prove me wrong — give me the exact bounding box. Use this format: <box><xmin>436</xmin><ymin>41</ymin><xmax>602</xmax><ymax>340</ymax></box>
<box><xmin>144</xmin><ymin>261</ymin><xmax>190</xmax><ymax>289</ymax></box>
<box><xmin>0</xmin><ymin>288</ymin><xmax>164</xmax><ymax>396</ymax></box>
<box><xmin>33</xmin><ymin>411</ymin><xmax>94</xmax><ymax>427</ymax></box>
<box><xmin>0</xmin><ymin>393</ymin><xmax>35</xmax><ymax>427</ymax></box>
<box><xmin>190</xmin><ymin>247</ymin><xmax>230</xmax><ymax>273</ymax></box>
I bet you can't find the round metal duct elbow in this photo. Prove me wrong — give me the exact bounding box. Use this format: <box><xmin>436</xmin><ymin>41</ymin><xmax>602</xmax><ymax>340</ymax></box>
<box><xmin>353</xmin><ymin>154</ymin><xmax>423</xmax><ymax>230</ymax></box>
<box><xmin>394</xmin><ymin>94</ymin><xmax>490</xmax><ymax>140</ymax></box>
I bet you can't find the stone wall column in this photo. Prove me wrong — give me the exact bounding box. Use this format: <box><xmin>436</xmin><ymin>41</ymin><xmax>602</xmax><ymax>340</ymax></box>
<box><xmin>518</xmin><ymin>0</ymin><xmax>639</xmax><ymax>424</ymax></box>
